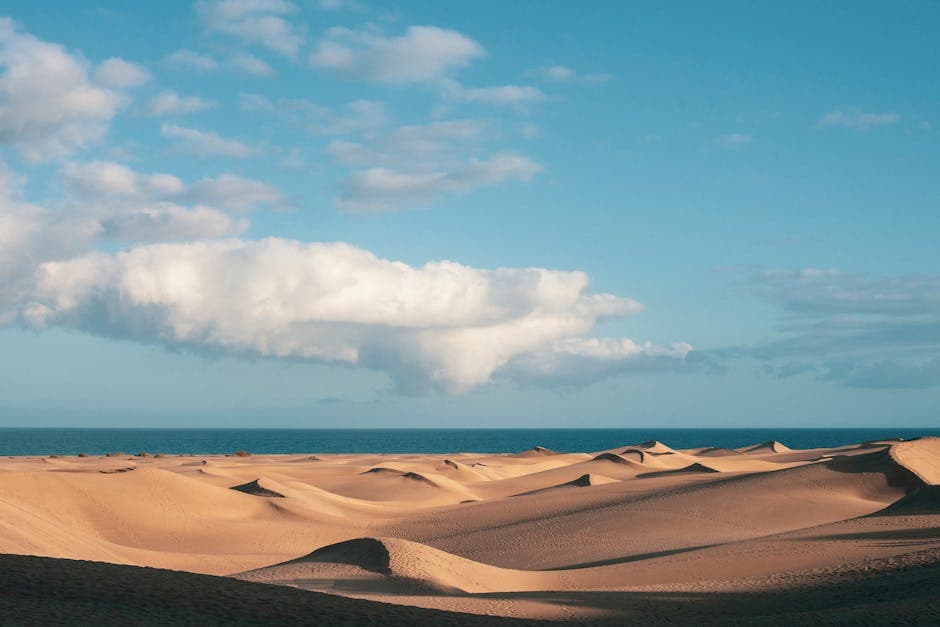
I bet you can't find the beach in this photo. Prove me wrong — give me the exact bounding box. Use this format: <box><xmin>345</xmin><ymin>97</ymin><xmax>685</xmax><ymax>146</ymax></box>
<box><xmin>1</xmin><ymin>436</ymin><xmax>938</xmax><ymax>623</ymax></box>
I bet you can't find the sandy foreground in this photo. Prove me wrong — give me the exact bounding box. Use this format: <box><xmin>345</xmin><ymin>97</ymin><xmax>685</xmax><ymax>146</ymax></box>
<box><xmin>1</xmin><ymin>437</ymin><xmax>938</xmax><ymax>624</ymax></box>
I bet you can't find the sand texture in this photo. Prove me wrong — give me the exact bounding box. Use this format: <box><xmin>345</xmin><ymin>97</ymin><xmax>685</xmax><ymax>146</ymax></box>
<box><xmin>1</xmin><ymin>437</ymin><xmax>939</xmax><ymax>623</ymax></box>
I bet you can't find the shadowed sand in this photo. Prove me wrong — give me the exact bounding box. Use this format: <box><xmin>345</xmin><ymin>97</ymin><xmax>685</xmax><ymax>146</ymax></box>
<box><xmin>1</xmin><ymin>436</ymin><xmax>938</xmax><ymax>622</ymax></box>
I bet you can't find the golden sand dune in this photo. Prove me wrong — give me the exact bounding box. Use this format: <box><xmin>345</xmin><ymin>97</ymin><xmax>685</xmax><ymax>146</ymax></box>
<box><xmin>1</xmin><ymin>436</ymin><xmax>938</xmax><ymax>622</ymax></box>
<box><xmin>889</xmin><ymin>437</ymin><xmax>940</xmax><ymax>484</ymax></box>
<box><xmin>240</xmin><ymin>536</ymin><xmax>545</xmax><ymax>594</ymax></box>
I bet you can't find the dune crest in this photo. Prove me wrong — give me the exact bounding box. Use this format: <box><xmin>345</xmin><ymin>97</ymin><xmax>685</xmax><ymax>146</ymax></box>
<box><xmin>512</xmin><ymin>445</ymin><xmax>560</xmax><ymax>458</ymax></box>
<box><xmin>889</xmin><ymin>437</ymin><xmax>940</xmax><ymax>485</ymax></box>
<box><xmin>739</xmin><ymin>440</ymin><xmax>791</xmax><ymax>454</ymax></box>
<box><xmin>638</xmin><ymin>462</ymin><xmax>720</xmax><ymax>478</ymax></box>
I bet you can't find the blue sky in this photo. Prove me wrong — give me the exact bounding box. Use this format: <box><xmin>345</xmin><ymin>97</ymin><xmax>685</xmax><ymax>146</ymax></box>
<box><xmin>0</xmin><ymin>1</ymin><xmax>937</xmax><ymax>427</ymax></box>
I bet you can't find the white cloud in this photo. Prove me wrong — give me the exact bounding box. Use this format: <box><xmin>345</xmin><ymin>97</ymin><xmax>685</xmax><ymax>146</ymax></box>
<box><xmin>817</xmin><ymin>110</ymin><xmax>900</xmax><ymax>131</ymax></box>
<box><xmin>148</xmin><ymin>91</ymin><xmax>215</xmax><ymax>116</ymax></box>
<box><xmin>241</xmin><ymin>94</ymin><xmax>385</xmax><ymax>135</ymax></box>
<box><xmin>228</xmin><ymin>53</ymin><xmax>275</xmax><ymax>76</ymax></box>
<box><xmin>0</xmin><ymin>19</ymin><xmax>124</xmax><ymax>161</ymax></box>
<box><xmin>340</xmin><ymin>153</ymin><xmax>542</xmax><ymax>211</ymax></box>
<box><xmin>309</xmin><ymin>25</ymin><xmax>484</xmax><ymax>83</ymax></box>
<box><xmin>441</xmin><ymin>80</ymin><xmax>546</xmax><ymax>107</ymax></box>
<box><xmin>25</xmin><ymin>238</ymin><xmax>686</xmax><ymax>393</ymax></box>
<box><xmin>716</xmin><ymin>133</ymin><xmax>753</xmax><ymax>145</ymax></box>
<box><xmin>197</xmin><ymin>0</ymin><xmax>304</xmax><ymax>58</ymax></box>
<box><xmin>161</xmin><ymin>123</ymin><xmax>254</xmax><ymax>158</ymax></box>
<box><xmin>165</xmin><ymin>49</ymin><xmax>219</xmax><ymax>71</ymax></box>
<box><xmin>94</xmin><ymin>58</ymin><xmax>151</xmax><ymax>88</ymax></box>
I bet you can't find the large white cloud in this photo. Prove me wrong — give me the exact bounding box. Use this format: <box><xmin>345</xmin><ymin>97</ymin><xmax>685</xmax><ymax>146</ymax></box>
<box><xmin>0</xmin><ymin>19</ymin><xmax>126</xmax><ymax>161</ymax></box>
<box><xmin>24</xmin><ymin>238</ymin><xmax>689</xmax><ymax>393</ymax></box>
<box><xmin>309</xmin><ymin>26</ymin><xmax>484</xmax><ymax>83</ymax></box>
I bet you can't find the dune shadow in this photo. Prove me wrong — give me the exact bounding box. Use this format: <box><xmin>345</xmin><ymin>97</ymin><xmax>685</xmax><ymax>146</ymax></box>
<box><xmin>545</xmin><ymin>543</ymin><xmax>720</xmax><ymax>570</ymax></box>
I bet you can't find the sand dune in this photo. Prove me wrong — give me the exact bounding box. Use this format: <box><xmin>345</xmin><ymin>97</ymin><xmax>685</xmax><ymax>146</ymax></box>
<box><xmin>637</xmin><ymin>462</ymin><xmax>720</xmax><ymax>478</ymax></box>
<box><xmin>738</xmin><ymin>440</ymin><xmax>791</xmax><ymax>454</ymax></box>
<box><xmin>1</xmin><ymin>436</ymin><xmax>938</xmax><ymax>622</ymax></box>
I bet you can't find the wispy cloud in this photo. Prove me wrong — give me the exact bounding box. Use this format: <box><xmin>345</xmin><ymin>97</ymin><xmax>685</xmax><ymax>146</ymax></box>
<box><xmin>717</xmin><ymin>269</ymin><xmax>940</xmax><ymax>389</ymax></box>
<box><xmin>165</xmin><ymin>48</ymin><xmax>218</xmax><ymax>71</ymax></box>
<box><xmin>93</xmin><ymin>57</ymin><xmax>151</xmax><ymax>88</ymax></box>
<box><xmin>716</xmin><ymin>133</ymin><xmax>753</xmax><ymax>146</ymax></box>
<box><xmin>339</xmin><ymin>153</ymin><xmax>542</xmax><ymax>211</ymax></box>
<box><xmin>161</xmin><ymin>123</ymin><xmax>254</xmax><ymax>158</ymax></box>
<box><xmin>61</xmin><ymin>161</ymin><xmax>289</xmax><ymax>212</ymax></box>
<box><xmin>241</xmin><ymin>94</ymin><xmax>386</xmax><ymax>135</ymax></box>
<box><xmin>228</xmin><ymin>53</ymin><xmax>275</xmax><ymax>76</ymax></box>
<box><xmin>309</xmin><ymin>25</ymin><xmax>484</xmax><ymax>83</ymax></box>
<box><xmin>440</xmin><ymin>80</ymin><xmax>546</xmax><ymax>108</ymax></box>
<box><xmin>818</xmin><ymin>110</ymin><xmax>900</xmax><ymax>131</ymax></box>
<box><xmin>196</xmin><ymin>0</ymin><xmax>304</xmax><ymax>58</ymax></box>
<box><xmin>325</xmin><ymin>118</ymin><xmax>542</xmax><ymax>210</ymax></box>
<box><xmin>148</xmin><ymin>91</ymin><xmax>215</xmax><ymax>116</ymax></box>
<box><xmin>529</xmin><ymin>65</ymin><xmax>612</xmax><ymax>84</ymax></box>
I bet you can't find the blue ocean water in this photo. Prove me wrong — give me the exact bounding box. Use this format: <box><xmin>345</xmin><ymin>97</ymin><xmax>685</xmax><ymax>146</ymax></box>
<box><xmin>0</xmin><ymin>428</ymin><xmax>937</xmax><ymax>456</ymax></box>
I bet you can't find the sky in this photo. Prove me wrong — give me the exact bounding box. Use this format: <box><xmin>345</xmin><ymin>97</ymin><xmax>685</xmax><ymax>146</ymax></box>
<box><xmin>0</xmin><ymin>0</ymin><xmax>938</xmax><ymax>428</ymax></box>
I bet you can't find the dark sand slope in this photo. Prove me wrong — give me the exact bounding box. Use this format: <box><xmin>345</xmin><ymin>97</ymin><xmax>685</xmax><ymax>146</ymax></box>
<box><xmin>0</xmin><ymin>554</ymin><xmax>540</xmax><ymax>626</ymax></box>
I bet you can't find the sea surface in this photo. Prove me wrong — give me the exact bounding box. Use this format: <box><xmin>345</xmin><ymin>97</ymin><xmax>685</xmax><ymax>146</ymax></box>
<box><xmin>0</xmin><ymin>428</ymin><xmax>938</xmax><ymax>456</ymax></box>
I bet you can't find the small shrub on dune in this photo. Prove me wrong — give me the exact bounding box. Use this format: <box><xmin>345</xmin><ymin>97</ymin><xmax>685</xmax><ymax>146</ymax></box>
<box><xmin>105</xmin><ymin>451</ymin><xmax>126</xmax><ymax>458</ymax></box>
<box><xmin>77</xmin><ymin>452</ymin><xmax>88</xmax><ymax>458</ymax></box>
<box><xmin>135</xmin><ymin>451</ymin><xmax>150</xmax><ymax>457</ymax></box>
<box><xmin>232</xmin><ymin>450</ymin><xmax>252</xmax><ymax>457</ymax></box>
<box><xmin>153</xmin><ymin>453</ymin><xmax>165</xmax><ymax>458</ymax></box>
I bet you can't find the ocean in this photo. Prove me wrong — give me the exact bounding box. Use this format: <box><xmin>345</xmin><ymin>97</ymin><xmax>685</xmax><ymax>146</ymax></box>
<box><xmin>0</xmin><ymin>427</ymin><xmax>937</xmax><ymax>456</ymax></box>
